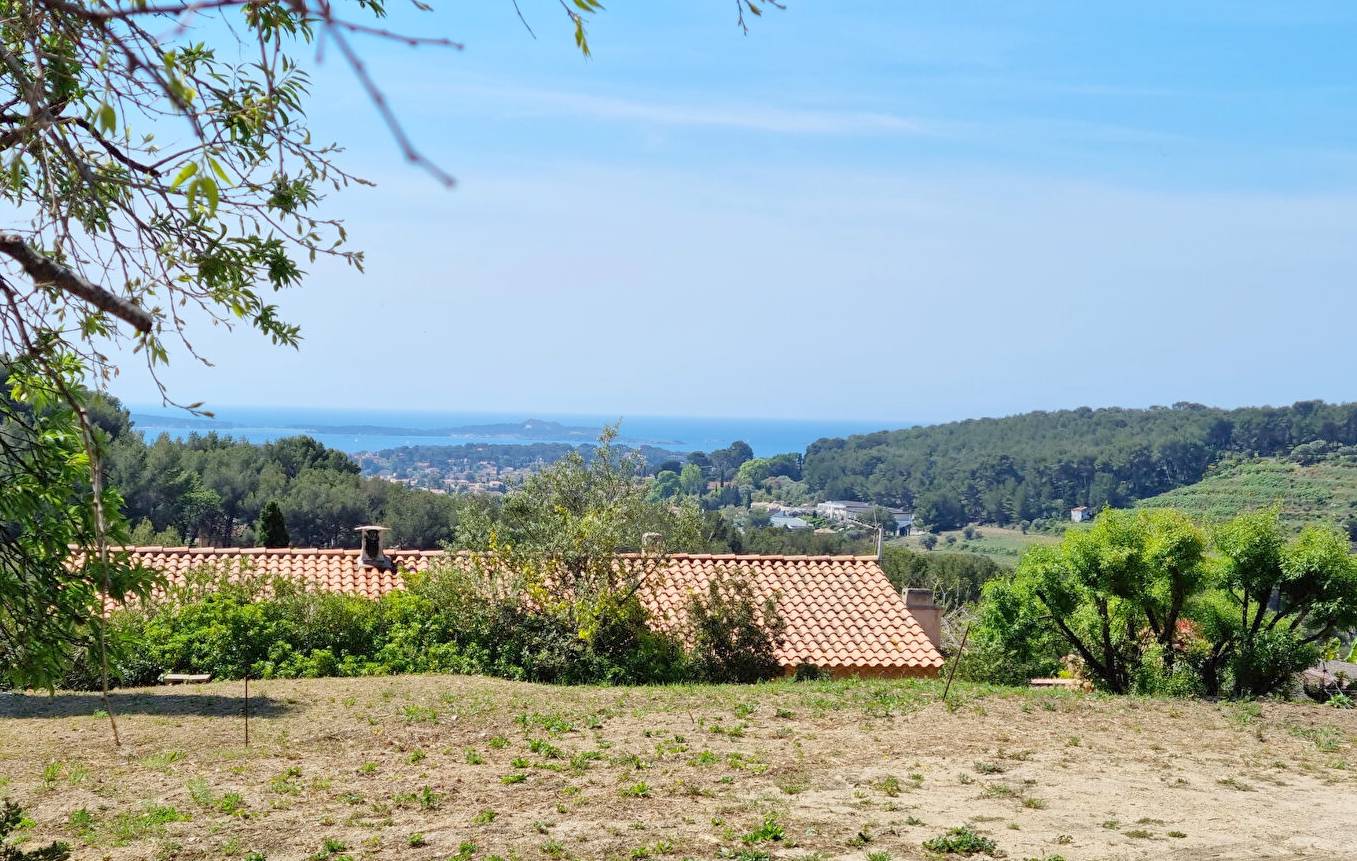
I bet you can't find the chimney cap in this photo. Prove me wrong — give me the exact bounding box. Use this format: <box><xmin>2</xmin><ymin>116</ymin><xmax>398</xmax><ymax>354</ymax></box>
<box><xmin>904</xmin><ymin>588</ymin><xmax>937</xmax><ymax>608</ymax></box>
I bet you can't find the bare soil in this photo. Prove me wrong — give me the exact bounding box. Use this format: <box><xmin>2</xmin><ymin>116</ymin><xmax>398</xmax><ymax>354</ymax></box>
<box><xmin>1</xmin><ymin>676</ymin><xmax>1354</xmax><ymax>861</ymax></box>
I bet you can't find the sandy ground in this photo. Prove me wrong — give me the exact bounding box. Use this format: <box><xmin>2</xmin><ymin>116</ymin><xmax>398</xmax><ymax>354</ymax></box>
<box><xmin>1</xmin><ymin>676</ymin><xmax>1354</xmax><ymax>861</ymax></box>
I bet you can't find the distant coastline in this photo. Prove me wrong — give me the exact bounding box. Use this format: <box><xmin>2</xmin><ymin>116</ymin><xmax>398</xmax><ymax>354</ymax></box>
<box><xmin>127</xmin><ymin>405</ymin><xmax>907</xmax><ymax>458</ymax></box>
<box><xmin>127</xmin><ymin>414</ymin><xmax>674</xmax><ymax>444</ymax></box>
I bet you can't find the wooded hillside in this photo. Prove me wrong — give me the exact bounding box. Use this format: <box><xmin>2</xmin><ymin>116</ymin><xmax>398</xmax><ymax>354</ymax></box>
<box><xmin>801</xmin><ymin>401</ymin><xmax>1357</xmax><ymax>528</ymax></box>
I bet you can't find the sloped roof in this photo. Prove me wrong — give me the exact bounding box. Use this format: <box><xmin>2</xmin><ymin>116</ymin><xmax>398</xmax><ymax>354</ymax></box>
<box><xmin>111</xmin><ymin>547</ymin><xmax>944</xmax><ymax>673</ymax></box>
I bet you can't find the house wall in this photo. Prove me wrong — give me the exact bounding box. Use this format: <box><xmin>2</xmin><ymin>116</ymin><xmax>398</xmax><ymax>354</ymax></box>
<box><xmin>779</xmin><ymin>664</ymin><xmax>939</xmax><ymax>680</ymax></box>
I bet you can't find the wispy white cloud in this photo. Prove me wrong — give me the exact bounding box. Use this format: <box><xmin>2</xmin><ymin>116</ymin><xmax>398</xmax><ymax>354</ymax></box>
<box><xmin>414</xmin><ymin>79</ymin><xmax>1204</xmax><ymax>151</ymax></box>
<box><xmin>450</xmin><ymin>83</ymin><xmax>935</xmax><ymax>136</ymax></box>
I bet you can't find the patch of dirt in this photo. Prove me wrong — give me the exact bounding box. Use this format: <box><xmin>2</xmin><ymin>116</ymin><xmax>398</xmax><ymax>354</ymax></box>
<box><xmin>1</xmin><ymin>677</ymin><xmax>1353</xmax><ymax>860</ymax></box>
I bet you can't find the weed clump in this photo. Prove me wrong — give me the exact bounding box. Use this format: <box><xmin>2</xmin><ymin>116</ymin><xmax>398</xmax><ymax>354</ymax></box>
<box><xmin>922</xmin><ymin>826</ymin><xmax>997</xmax><ymax>856</ymax></box>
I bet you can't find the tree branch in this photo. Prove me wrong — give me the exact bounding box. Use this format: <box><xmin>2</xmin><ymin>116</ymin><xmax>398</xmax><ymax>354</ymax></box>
<box><xmin>70</xmin><ymin>118</ymin><xmax>163</xmax><ymax>176</ymax></box>
<box><xmin>1035</xmin><ymin>587</ymin><xmax>1118</xmax><ymax>692</ymax></box>
<box><xmin>0</xmin><ymin>233</ymin><xmax>153</xmax><ymax>333</ymax></box>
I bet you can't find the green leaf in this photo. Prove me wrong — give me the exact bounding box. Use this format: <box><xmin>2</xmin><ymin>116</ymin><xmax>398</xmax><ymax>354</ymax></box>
<box><xmin>200</xmin><ymin>176</ymin><xmax>220</xmax><ymax>215</ymax></box>
<box><xmin>97</xmin><ymin>102</ymin><xmax>117</xmax><ymax>134</ymax></box>
<box><xmin>207</xmin><ymin>156</ymin><xmax>231</xmax><ymax>185</ymax></box>
<box><xmin>574</xmin><ymin>18</ymin><xmax>590</xmax><ymax>57</ymax></box>
<box><xmin>170</xmin><ymin>162</ymin><xmax>198</xmax><ymax>189</ymax></box>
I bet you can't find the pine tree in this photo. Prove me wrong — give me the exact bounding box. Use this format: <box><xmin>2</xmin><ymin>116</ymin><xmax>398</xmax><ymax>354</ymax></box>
<box><xmin>129</xmin><ymin>518</ymin><xmax>156</xmax><ymax>545</ymax></box>
<box><xmin>256</xmin><ymin>502</ymin><xmax>290</xmax><ymax>548</ymax></box>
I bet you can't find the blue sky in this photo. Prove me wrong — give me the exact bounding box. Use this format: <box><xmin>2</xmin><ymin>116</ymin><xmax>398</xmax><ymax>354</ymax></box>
<box><xmin>112</xmin><ymin>1</ymin><xmax>1357</xmax><ymax>424</ymax></box>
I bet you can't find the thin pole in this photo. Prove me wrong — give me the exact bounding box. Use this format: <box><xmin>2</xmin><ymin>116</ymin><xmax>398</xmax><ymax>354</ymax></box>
<box><xmin>244</xmin><ymin>675</ymin><xmax>250</xmax><ymax>748</ymax></box>
<box><xmin>942</xmin><ymin>620</ymin><xmax>973</xmax><ymax>702</ymax></box>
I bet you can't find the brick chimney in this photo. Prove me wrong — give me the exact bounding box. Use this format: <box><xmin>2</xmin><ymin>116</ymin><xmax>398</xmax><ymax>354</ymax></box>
<box><xmin>904</xmin><ymin>588</ymin><xmax>942</xmax><ymax>651</ymax></box>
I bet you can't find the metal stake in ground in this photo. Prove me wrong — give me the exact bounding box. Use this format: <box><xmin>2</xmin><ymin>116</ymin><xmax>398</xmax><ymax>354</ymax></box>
<box><xmin>244</xmin><ymin>675</ymin><xmax>250</xmax><ymax>748</ymax></box>
<box><xmin>942</xmin><ymin>620</ymin><xmax>973</xmax><ymax>703</ymax></box>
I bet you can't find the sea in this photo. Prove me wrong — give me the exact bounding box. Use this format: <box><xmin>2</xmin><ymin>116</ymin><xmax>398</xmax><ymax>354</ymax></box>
<box><xmin>127</xmin><ymin>405</ymin><xmax>909</xmax><ymax>457</ymax></box>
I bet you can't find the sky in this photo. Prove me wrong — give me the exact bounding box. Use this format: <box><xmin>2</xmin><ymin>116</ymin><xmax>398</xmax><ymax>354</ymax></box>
<box><xmin>110</xmin><ymin>1</ymin><xmax>1357</xmax><ymax>425</ymax></box>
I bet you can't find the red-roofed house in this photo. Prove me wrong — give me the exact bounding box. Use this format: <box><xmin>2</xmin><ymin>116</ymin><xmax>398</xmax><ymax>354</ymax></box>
<box><xmin>111</xmin><ymin>545</ymin><xmax>945</xmax><ymax>678</ymax></box>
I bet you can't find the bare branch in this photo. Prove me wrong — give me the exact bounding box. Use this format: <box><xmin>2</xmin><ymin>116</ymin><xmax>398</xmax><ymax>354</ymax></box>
<box><xmin>70</xmin><ymin>117</ymin><xmax>163</xmax><ymax>176</ymax></box>
<box><xmin>512</xmin><ymin>0</ymin><xmax>538</xmax><ymax>39</ymax></box>
<box><xmin>0</xmin><ymin>233</ymin><xmax>153</xmax><ymax>334</ymax></box>
<box><xmin>326</xmin><ymin>26</ymin><xmax>457</xmax><ymax>188</ymax></box>
<box><xmin>34</xmin><ymin>0</ymin><xmax>253</xmax><ymax>22</ymax></box>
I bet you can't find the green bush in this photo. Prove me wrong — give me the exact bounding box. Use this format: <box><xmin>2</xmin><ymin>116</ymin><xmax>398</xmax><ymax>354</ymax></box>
<box><xmin>687</xmin><ymin>574</ymin><xmax>785</xmax><ymax>683</ymax></box>
<box><xmin>793</xmin><ymin>663</ymin><xmax>829</xmax><ymax>681</ymax></box>
<box><xmin>1229</xmin><ymin>629</ymin><xmax>1317</xmax><ymax>698</ymax></box>
<box><xmin>1131</xmin><ymin>645</ymin><xmax>1204</xmax><ymax>698</ymax></box>
<box><xmin>957</xmin><ymin>576</ymin><xmax>1063</xmax><ymax>687</ymax></box>
<box><xmin>63</xmin><ymin>557</ymin><xmax>779</xmax><ymax>688</ymax></box>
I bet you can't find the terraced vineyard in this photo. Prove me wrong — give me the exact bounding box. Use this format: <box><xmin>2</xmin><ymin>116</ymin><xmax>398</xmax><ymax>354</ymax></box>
<box><xmin>1137</xmin><ymin>456</ymin><xmax>1357</xmax><ymax>531</ymax></box>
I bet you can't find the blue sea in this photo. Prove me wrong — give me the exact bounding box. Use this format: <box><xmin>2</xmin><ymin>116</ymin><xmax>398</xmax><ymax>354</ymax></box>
<box><xmin>126</xmin><ymin>405</ymin><xmax>909</xmax><ymax>457</ymax></box>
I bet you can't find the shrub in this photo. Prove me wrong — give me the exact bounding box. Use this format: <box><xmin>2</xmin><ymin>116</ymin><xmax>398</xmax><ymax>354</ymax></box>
<box><xmin>1131</xmin><ymin>644</ymin><xmax>1204</xmax><ymax>698</ymax></box>
<box><xmin>793</xmin><ymin>663</ymin><xmax>829</xmax><ymax>682</ymax></box>
<box><xmin>963</xmin><ymin>509</ymin><xmax>1357</xmax><ymax>697</ymax></box>
<box><xmin>1228</xmin><ymin>629</ymin><xmax>1318</xmax><ymax>698</ymax></box>
<box><xmin>686</xmin><ymin>573</ymin><xmax>785</xmax><ymax>683</ymax></box>
<box><xmin>72</xmin><ymin>554</ymin><xmax>787</xmax><ymax>687</ymax></box>
<box><xmin>2</xmin><ymin>800</ymin><xmax>70</xmax><ymax>860</ymax></box>
<box><xmin>959</xmin><ymin>577</ymin><xmax>1063</xmax><ymax>686</ymax></box>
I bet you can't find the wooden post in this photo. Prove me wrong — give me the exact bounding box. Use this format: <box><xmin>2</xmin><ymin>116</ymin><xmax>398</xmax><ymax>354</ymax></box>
<box><xmin>942</xmin><ymin>620</ymin><xmax>973</xmax><ymax>703</ymax></box>
<box><xmin>244</xmin><ymin>675</ymin><xmax>250</xmax><ymax>748</ymax></box>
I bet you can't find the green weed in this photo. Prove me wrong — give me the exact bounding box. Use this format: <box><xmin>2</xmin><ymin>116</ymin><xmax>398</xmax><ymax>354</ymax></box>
<box><xmin>108</xmin><ymin>805</ymin><xmax>189</xmax><ymax>846</ymax></box>
<box><xmin>741</xmin><ymin>815</ymin><xmax>784</xmax><ymax>845</ymax></box>
<box><xmin>921</xmin><ymin>826</ymin><xmax>997</xmax><ymax>856</ymax></box>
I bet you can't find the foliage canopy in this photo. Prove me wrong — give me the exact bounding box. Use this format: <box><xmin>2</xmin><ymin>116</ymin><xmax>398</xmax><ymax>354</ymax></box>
<box><xmin>969</xmin><ymin>507</ymin><xmax>1357</xmax><ymax>696</ymax></box>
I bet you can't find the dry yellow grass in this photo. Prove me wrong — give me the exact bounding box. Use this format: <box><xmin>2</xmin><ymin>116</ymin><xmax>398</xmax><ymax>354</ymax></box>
<box><xmin>2</xmin><ymin>676</ymin><xmax>1354</xmax><ymax>860</ymax></box>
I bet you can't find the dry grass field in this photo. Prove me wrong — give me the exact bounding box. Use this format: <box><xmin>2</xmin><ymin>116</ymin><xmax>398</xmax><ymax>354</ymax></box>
<box><xmin>2</xmin><ymin>676</ymin><xmax>1354</xmax><ymax>861</ymax></box>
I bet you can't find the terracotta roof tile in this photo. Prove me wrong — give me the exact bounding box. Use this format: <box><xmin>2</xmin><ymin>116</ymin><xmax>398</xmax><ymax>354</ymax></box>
<box><xmin>100</xmin><ymin>548</ymin><xmax>943</xmax><ymax>673</ymax></box>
